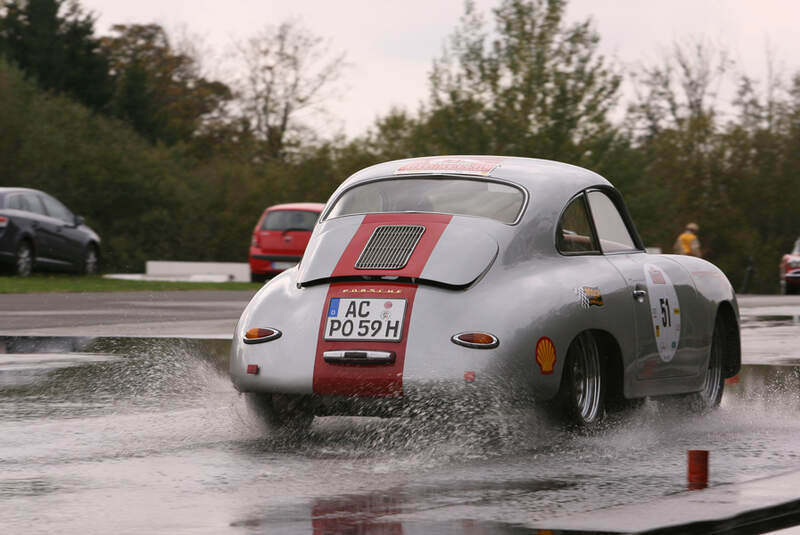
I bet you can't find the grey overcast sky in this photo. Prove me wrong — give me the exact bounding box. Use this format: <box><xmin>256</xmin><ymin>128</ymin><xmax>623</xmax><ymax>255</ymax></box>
<box><xmin>81</xmin><ymin>0</ymin><xmax>800</xmax><ymax>137</ymax></box>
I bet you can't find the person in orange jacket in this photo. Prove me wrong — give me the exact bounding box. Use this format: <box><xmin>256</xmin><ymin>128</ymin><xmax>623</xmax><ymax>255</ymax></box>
<box><xmin>674</xmin><ymin>222</ymin><xmax>702</xmax><ymax>257</ymax></box>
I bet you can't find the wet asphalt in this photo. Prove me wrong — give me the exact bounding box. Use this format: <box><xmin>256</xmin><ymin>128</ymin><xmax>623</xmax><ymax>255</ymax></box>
<box><xmin>0</xmin><ymin>293</ymin><xmax>799</xmax><ymax>534</ymax></box>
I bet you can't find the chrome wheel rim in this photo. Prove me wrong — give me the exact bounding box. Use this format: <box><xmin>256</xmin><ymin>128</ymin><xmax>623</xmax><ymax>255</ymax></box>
<box><xmin>700</xmin><ymin>331</ymin><xmax>723</xmax><ymax>405</ymax></box>
<box><xmin>16</xmin><ymin>244</ymin><xmax>32</xmax><ymax>276</ymax></box>
<box><xmin>573</xmin><ymin>333</ymin><xmax>602</xmax><ymax>423</ymax></box>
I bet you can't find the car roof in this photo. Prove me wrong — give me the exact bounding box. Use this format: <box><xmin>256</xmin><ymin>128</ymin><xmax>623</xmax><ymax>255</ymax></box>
<box><xmin>265</xmin><ymin>202</ymin><xmax>325</xmax><ymax>212</ymax></box>
<box><xmin>341</xmin><ymin>155</ymin><xmax>612</xmax><ymax>192</ymax></box>
<box><xmin>0</xmin><ymin>187</ymin><xmax>43</xmax><ymax>195</ymax></box>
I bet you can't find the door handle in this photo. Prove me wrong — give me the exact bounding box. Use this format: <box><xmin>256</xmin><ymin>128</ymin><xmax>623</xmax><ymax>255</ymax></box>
<box><xmin>633</xmin><ymin>289</ymin><xmax>647</xmax><ymax>302</ymax></box>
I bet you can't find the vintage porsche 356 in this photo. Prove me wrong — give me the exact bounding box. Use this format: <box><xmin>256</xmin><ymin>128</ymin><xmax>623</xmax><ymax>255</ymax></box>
<box><xmin>231</xmin><ymin>156</ymin><xmax>740</xmax><ymax>430</ymax></box>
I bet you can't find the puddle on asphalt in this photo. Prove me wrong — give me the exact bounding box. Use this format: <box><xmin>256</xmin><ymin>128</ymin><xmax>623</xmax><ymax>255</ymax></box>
<box><xmin>725</xmin><ymin>364</ymin><xmax>800</xmax><ymax>408</ymax></box>
<box><xmin>742</xmin><ymin>314</ymin><xmax>800</xmax><ymax>326</ymax></box>
<box><xmin>230</xmin><ymin>484</ymin><xmax>622</xmax><ymax>535</ymax></box>
<box><xmin>2</xmin><ymin>333</ymin><xmax>799</xmax><ymax>413</ymax></box>
<box><xmin>0</xmin><ymin>335</ymin><xmax>232</xmax><ymax>420</ymax></box>
<box><xmin>2</xmin><ymin>335</ymin><xmax>800</xmax><ymax>534</ymax></box>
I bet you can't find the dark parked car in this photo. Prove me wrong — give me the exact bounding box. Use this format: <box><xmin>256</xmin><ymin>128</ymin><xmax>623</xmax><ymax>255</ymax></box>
<box><xmin>0</xmin><ymin>187</ymin><xmax>101</xmax><ymax>276</ymax></box>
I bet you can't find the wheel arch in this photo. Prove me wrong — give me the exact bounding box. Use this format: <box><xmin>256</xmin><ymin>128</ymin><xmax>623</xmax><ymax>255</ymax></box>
<box><xmin>16</xmin><ymin>234</ymin><xmax>36</xmax><ymax>263</ymax></box>
<box><xmin>589</xmin><ymin>329</ymin><xmax>627</xmax><ymax>407</ymax></box>
<box><xmin>716</xmin><ymin>301</ymin><xmax>741</xmax><ymax>379</ymax></box>
<box><xmin>17</xmin><ymin>233</ymin><xmax>35</xmax><ymax>256</ymax></box>
<box><xmin>87</xmin><ymin>240</ymin><xmax>101</xmax><ymax>260</ymax></box>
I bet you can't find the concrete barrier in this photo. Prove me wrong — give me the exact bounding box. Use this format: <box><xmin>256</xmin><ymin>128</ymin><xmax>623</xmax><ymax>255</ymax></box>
<box><xmin>144</xmin><ymin>261</ymin><xmax>250</xmax><ymax>282</ymax></box>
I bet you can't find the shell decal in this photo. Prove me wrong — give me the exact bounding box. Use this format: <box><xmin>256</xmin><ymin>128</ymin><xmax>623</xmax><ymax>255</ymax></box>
<box><xmin>536</xmin><ymin>337</ymin><xmax>556</xmax><ymax>375</ymax></box>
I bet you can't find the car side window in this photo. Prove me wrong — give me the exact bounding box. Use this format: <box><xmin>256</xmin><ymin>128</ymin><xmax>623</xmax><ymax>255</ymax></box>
<box><xmin>586</xmin><ymin>190</ymin><xmax>637</xmax><ymax>253</ymax></box>
<box><xmin>557</xmin><ymin>194</ymin><xmax>600</xmax><ymax>254</ymax></box>
<box><xmin>39</xmin><ymin>194</ymin><xmax>73</xmax><ymax>222</ymax></box>
<box><xmin>22</xmin><ymin>193</ymin><xmax>47</xmax><ymax>216</ymax></box>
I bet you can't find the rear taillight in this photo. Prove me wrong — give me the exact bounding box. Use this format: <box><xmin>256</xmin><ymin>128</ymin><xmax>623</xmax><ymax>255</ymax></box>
<box><xmin>0</xmin><ymin>216</ymin><xmax>8</xmax><ymax>228</ymax></box>
<box><xmin>243</xmin><ymin>327</ymin><xmax>282</xmax><ymax>344</ymax></box>
<box><xmin>451</xmin><ymin>332</ymin><xmax>499</xmax><ymax>349</ymax></box>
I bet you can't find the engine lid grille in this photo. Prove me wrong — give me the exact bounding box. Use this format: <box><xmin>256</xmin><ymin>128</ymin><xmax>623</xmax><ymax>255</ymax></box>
<box><xmin>355</xmin><ymin>225</ymin><xmax>426</xmax><ymax>270</ymax></box>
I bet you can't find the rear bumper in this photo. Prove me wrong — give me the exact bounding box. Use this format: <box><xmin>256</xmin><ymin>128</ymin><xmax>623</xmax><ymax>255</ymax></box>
<box><xmin>248</xmin><ymin>252</ymin><xmax>302</xmax><ymax>274</ymax></box>
<box><xmin>784</xmin><ymin>270</ymin><xmax>800</xmax><ymax>285</ymax></box>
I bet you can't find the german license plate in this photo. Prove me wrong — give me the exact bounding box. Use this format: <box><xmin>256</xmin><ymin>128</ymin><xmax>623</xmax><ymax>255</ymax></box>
<box><xmin>324</xmin><ymin>298</ymin><xmax>406</xmax><ymax>341</ymax></box>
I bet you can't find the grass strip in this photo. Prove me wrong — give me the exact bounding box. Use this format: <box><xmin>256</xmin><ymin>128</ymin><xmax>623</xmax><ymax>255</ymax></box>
<box><xmin>0</xmin><ymin>275</ymin><xmax>263</xmax><ymax>293</ymax></box>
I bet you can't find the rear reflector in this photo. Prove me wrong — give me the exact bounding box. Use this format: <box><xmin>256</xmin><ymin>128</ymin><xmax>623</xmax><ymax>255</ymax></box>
<box><xmin>451</xmin><ymin>332</ymin><xmax>499</xmax><ymax>349</ymax></box>
<box><xmin>243</xmin><ymin>327</ymin><xmax>282</xmax><ymax>344</ymax></box>
<box><xmin>246</xmin><ymin>364</ymin><xmax>260</xmax><ymax>375</ymax></box>
<box><xmin>464</xmin><ymin>371</ymin><xmax>476</xmax><ymax>382</ymax></box>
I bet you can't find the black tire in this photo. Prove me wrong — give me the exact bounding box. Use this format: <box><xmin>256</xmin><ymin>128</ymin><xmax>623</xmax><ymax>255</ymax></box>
<box><xmin>14</xmin><ymin>240</ymin><xmax>33</xmax><ymax>277</ymax></box>
<box><xmin>83</xmin><ymin>244</ymin><xmax>100</xmax><ymax>275</ymax></box>
<box><xmin>550</xmin><ymin>332</ymin><xmax>606</xmax><ymax>428</ymax></box>
<box><xmin>245</xmin><ymin>393</ymin><xmax>314</xmax><ymax>433</ymax></box>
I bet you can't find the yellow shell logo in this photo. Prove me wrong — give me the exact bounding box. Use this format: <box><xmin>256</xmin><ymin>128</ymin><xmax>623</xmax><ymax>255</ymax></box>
<box><xmin>536</xmin><ymin>337</ymin><xmax>556</xmax><ymax>374</ymax></box>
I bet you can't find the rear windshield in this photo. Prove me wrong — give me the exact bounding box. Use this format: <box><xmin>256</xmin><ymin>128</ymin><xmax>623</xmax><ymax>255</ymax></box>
<box><xmin>262</xmin><ymin>210</ymin><xmax>320</xmax><ymax>231</ymax></box>
<box><xmin>325</xmin><ymin>178</ymin><xmax>526</xmax><ymax>224</ymax></box>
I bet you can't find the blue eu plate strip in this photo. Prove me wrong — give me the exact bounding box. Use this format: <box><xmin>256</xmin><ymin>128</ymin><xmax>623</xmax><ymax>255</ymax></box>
<box><xmin>328</xmin><ymin>298</ymin><xmax>340</xmax><ymax>317</ymax></box>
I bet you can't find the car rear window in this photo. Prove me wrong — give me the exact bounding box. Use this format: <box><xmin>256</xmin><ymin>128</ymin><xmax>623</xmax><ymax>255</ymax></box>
<box><xmin>262</xmin><ymin>210</ymin><xmax>320</xmax><ymax>231</ymax></box>
<box><xmin>325</xmin><ymin>177</ymin><xmax>526</xmax><ymax>224</ymax></box>
<box><xmin>5</xmin><ymin>194</ymin><xmax>27</xmax><ymax>211</ymax></box>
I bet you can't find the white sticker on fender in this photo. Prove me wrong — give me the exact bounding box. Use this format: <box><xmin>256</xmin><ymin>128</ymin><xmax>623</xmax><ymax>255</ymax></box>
<box><xmin>644</xmin><ymin>263</ymin><xmax>681</xmax><ymax>362</ymax></box>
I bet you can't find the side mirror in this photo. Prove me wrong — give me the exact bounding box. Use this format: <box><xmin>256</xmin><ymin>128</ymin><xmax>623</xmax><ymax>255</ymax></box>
<box><xmin>74</xmin><ymin>215</ymin><xmax>84</xmax><ymax>227</ymax></box>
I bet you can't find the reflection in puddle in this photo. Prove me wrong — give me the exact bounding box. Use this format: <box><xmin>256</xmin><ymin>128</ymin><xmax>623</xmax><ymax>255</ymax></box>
<box><xmin>231</xmin><ymin>484</ymin><xmax>618</xmax><ymax>535</ymax></box>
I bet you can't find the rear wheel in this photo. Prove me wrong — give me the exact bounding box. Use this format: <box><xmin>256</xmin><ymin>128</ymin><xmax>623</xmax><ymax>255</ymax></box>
<box><xmin>245</xmin><ymin>393</ymin><xmax>314</xmax><ymax>433</ymax></box>
<box><xmin>550</xmin><ymin>332</ymin><xmax>606</xmax><ymax>428</ymax></box>
<box><xmin>688</xmin><ymin>316</ymin><xmax>725</xmax><ymax>411</ymax></box>
<box><xmin>14</xmin><ymin>241</ymin><xmax>33</xmax><ymax>277</ymax></box>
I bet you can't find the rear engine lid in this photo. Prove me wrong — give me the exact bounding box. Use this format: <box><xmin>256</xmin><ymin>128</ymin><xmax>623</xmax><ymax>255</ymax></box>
<box><xmin>298</xmin><ymin>214</ymin><xmax>498</xmax><ymax>288</ymax></box>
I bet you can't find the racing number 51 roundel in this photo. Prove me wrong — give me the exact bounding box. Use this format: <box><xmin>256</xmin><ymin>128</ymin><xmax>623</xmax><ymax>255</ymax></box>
<box><xmin>644</xmin><ymin>264</ymin><xmax>681</xmax><ymax>362</ymax></box>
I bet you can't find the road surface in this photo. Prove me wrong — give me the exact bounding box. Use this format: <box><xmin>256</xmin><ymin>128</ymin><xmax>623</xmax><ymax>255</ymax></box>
<box><xmin>0</xmin><ymin>292</ymin><xmax>799</xmax><ymax>533</ymax></box>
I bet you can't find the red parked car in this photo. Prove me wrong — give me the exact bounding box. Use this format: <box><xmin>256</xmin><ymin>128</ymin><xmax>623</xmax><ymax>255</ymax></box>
<box><xmin>249</xmin><ymin>203</ymin><xmax>324</xmax><ymax>282</ymax></box>
<box><xmin>780</xmin><ymin>237</ymin><xmax>800</xmax><ymax>295</ymax></box>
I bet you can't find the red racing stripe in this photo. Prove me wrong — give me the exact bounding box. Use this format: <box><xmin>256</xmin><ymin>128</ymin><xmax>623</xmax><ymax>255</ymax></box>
<box><xmin>313</xmin><ymin>213</ymin><xmax>452</xmax><ymax>397</ymax></box>
<box><xmin>330</xmin><ymin>213</ymin><xmax>452</xmax><ymax>278</ymax></box>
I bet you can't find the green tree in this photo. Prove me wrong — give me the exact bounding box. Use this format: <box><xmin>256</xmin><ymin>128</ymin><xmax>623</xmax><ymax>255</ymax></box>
<box><xmin>234</xmin><ymin>20</ymin><xmax>347</xmax><ymax>161</ymax></box>
<box><xmin>426</xmin><ymin>0</ymin><xmax>622</xmax><ymax>166</ymax></box>
<box><xmin>101</xmin><ymin>23</ymin><xmax>232</xmax><ymax>146</ymax></box>
<box><xmin>0</xmin><ymin>0</ymin><xmax>111</xmax><ymax>111</ymax></box>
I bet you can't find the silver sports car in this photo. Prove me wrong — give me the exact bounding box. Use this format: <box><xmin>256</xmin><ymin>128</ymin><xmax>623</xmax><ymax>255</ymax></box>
<box><xmin>231</xmin><ymin>156</ymin><xmax>740</xmax><ymax>429</ymax></box>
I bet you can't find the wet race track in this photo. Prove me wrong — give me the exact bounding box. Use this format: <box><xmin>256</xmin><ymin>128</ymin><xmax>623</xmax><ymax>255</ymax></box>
<box><xmin>1</xmin><ymin>298</ymin><xmax>800</xmax><ymax>533</ymax></box>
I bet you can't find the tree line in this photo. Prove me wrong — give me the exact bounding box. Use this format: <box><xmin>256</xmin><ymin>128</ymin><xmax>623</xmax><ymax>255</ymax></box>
<box><xmin>0</xmin><ymin>0</ymin><xmax>797</xmax><ymax>293</ymax></box>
